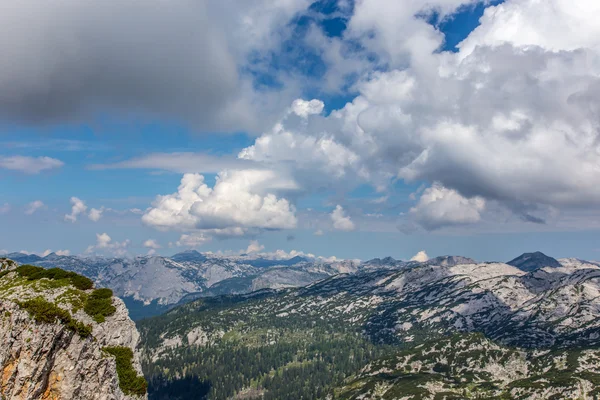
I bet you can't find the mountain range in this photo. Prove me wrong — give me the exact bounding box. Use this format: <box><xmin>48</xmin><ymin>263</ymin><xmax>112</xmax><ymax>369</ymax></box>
<box><xmin>5</xmin><ymin>250</ymin><xmax>581</xmax><ymax>321</ymax></box>
<box><xmin>138</xmin><ymin>253</ymin><xmax>600</xmax><ymax>399</ymax></box>
<box><xmin>5</xmin><ymin>250</ymin><xmax>360</xmax><ymax>319</ymax></box>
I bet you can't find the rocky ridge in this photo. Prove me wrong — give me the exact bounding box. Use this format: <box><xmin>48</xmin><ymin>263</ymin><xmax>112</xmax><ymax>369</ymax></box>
<box><xmin>0</xmin><ymin>258</ymin><xmax>147</xmax><ymax>400</ymax></box>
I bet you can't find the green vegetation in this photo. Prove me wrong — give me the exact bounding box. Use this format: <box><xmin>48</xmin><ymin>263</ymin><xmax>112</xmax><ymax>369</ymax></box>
<box><xmin>84</xmin><ymin>288</ymin><xmax>116</xmax><ymax>323</ymax></box>
<box><xmin>140</xmin><ymin>293</ymin><xmax>397</xmax><ymax>400</ymax></box>
<box><xmin>103</xmin><ymin>346</ymin><xmax>148</xmax><ymax>397</ymax></box>
<box><xmin>15</xmin><ymin>265</ymin><xmax>94</xmax><ymax>290</ymax></box>
<box><xmin>16</xmin><ymin>297</ymin><xmax>92</xmax><ymax>338</ymax></box>
<box><xmin>1</xmin><ymin>263</ymin><xmax>117</xmax><ymax>337</ymax></box>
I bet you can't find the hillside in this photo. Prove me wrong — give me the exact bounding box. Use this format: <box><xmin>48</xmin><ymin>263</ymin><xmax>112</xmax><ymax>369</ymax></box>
<box><xmin>337</xmin><ymin>333</ymin><xmax>600</xmax><ymax>399</ymax></box>
<box><xmin>138</xmin><ymin>257</ymin><xmax>600</xmax><ymax>399</ymax></box>
<box><xmin>0</xmin><ymin>258</ymin><xmax>147</xmax><ymax>400</ymax></box>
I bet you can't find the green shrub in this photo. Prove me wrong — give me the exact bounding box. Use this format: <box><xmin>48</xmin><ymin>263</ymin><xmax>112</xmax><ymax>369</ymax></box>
<box><xmin>84</xmin><ymin>288</ymin><xmax>116</xmax><ymax>323</ymax></box>
<box><xmin>69</xmin><ymin>273</ymin><xmax>94</xmax><ymax>290</ymax></box>
<box><xmin>15</xmin><ymin>265</ymin><xmax>94</xmax><ymax>291</ymax></box>
<box><xmin>15</xmin><ymin>264</ymin><xmax>45</xmax><ymax>277</ymax></box>
<box><xmin>16</xmin><ymin>297</ymin><xmax>92</xmax><ymax>338</ymax></box>
<box><xmin>67</xmin><ymin>318</ymin><xmax>93</xmax><ymax>337</ymax></box>
<box><xmin>103</xmin><ymin>346</ymin><xmax>147</xmax><ymax>396</ymax></box>
<box><xmin>90</xmin><ymin>288</ymin><xmax>113</xmax><ymax>299</ymax></box>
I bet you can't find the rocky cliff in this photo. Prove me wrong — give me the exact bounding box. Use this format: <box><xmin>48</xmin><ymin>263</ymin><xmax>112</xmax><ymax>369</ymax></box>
<box><xmin>0</xmin><ymin>258</ymin><xmax>147</xmax><ymax>400</ymax></box>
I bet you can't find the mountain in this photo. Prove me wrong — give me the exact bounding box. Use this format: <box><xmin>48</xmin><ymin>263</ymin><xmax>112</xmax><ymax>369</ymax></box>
<box><xmin>8</xmin><ymin>252</ymin><xmax>360</xmax><ymax>320</ymax></box>
<box><xmin>337</xmin><ymin>333</ymin><xmax>600</xmax><ymax>399</ymax></box>
<box><xmin>138</xmin><ymin>257</ymin><xmax>600</xmax><ymax>399</ymax></box>
<box><xmin>0</xmin><ymin>258</ymin><xmax>147</xmax><ymax>399</ymax></box>
<box><xmin>507</xmin><ymin>251</ymin><xmax>562</xmax><ymax>271</ymax></box>
<box><xmin>425</xmin><ymin>254</ymin><xmax>476</xmax><ymax>266</ymax></box>
<box><xmin>5</xmin><ymin>251</ymin><xmax>43</xmax><ymax>264</ymax></box>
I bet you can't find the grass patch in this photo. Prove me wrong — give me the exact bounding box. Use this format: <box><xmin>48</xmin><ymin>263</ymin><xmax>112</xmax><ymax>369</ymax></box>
<box><xmin>103</xmin><ymin>346</ymin><xmax>148</xmax><ymax>397</ymax></box>
<box><xmin>15</xmin><ymin>265</ymin><xmax>94</xmax><ymax>290</ymax></box>
<box><xmin>16</xmin><ymin>297</ymin><xmax>92</xmax><ymax>338</ymax></box>
<box><xmin>84</xmin><ymin>288</ymin><xmax>117</xmax><ymax>323</ymax></box>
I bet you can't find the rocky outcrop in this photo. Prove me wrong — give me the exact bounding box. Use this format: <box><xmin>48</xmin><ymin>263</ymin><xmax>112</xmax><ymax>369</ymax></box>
<box><xmin>0</xmin><ymin>258</ymin><xmax>146</xmax><ymax>400</ymax></box>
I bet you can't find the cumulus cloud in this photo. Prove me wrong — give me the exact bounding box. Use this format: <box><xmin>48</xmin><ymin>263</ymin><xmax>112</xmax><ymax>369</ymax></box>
<box><xmin>314</xmin><ymin>229</ymin><xmax>324</xmax><ymax>236</ymax></box>
<box><xmin>65</xmin><ymin>197</ymin><xmax>87</xmax><ymax>223</ymax></box>
<box><xmin>245</xmin><ymin>240</ymin><xmax>265</xmax><ymax>254</ymax></box>
<box><xmin>0</xmin><ymin>0</ymin><xmax>314</xmax><ymax>132</ymax></box>
<box><xmin>24</xmin><ymin>200</ymin><xmax>45</xmax><ymax>215</ymax></box>
<box><xmin>85</xmin><ymin>233</ymin><xmax>130</xmax><ymax>257</ymax></box>
<box><xmin>144</xmin><ymin>239</ymin><xmax>161</xmax><ymax>250</ymax></box>
<box><xmin>143</xmin><ymin>170</ymin><xmax>298</xmax><ymax>239</ymax></box>
<box><xmin>0</xmin><ymin>156</ymin><xmax>63</xmax><ymax>174</ymax></box>
<box><xmin>176</xmin><ymin>233</ymin><xmax>212</xmax><ymax>248</ymax></box>
<box><xmin>410</xmin><ymin>250</ymin><xmax>429</xmax><ymax>262</ymax></box>
<box><xmin>331</xmin><ymin>205</ymin><xmax>355</xmax><ymax>231</ymax></box>
<box><xmin>290</xmin><ymin>99</ymin><xmax>324</xmax><ymax>118</ymax></box>
<box><xmin>238</xmin><ymin>0</ymin><xmax>600</xmax><ymax>229</ymax></box>
<box><xmin>409</xmin><ymin>184</ymin><xmax>486</xmax><ymax>231</ymax></box>
<box><xmin>88</xmin><ymin>207</ymin><xmax>104</xmax><ymax>222</ymax></box>
<box><xmin>0</xmin><ymin>203</ymin><xmax>9</xmax><ymax>214</ymax></box>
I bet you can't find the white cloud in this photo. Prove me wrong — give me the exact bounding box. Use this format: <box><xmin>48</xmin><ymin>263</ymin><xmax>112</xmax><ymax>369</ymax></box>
<box><xmin>0</xmin><ymin>203</ymin><xmax>10</xmax><ymax>214</ymax></box>
<box><xmin>245</xmin><ymin>240</ymin><xmax>265</xmax><ymax>254</ymax></box>
<box><xmin>85</xmin><ymin>233</ymin><xmax>130</xmax><ymax>257</ymax></box>
<box><xmin>238</xmin><ymin>0</ymin><xmax>600</xmax><ymax>229</ymax></box>
<box><xmin>88</xmin><ymin>207</ymin><xmax>104</xmax><ymax>222</ymax></box>
<box><xmin>143</xmin><ymin>170</ymin><xmax>298</xmax><ymax>238</ymax></box>
<box><xmin>331</xmin><ymin>205</ymin><xmax>355</xmax><ymax>231</ymax></box>
<box><xmin>65</xmin><ymin>197</ymin><xmax>87</xmax><ymax>223</ymax></box>
<box><xmin>24</xmin><ymin>200</ymin><xmax>45</xmax><ymax>215</ymax></box>
<box><xmin>143</xmin><ymin>239</ymin><xmax>161</xmax><ymax>249</ymax></box>
<box><xmin>41</xmin><ymin>249</ymin><xmax>71</xmax><ymax>257</ymax></box>
<box><xmin>410</xmin><ymin>250</ymin><xmax>429</xmax><ymax>262</ymax></box>
<box><xmin>290</xmin><ymin>99</ymin><xmax>324</xmax><ymax>118</ymax></box>
<box><xmin>458</xmin><ymin>0</ymin><xmax>600</xmax><ymax>57</ymax></box>
<box><xmin>176</xmin><ymin>233</ymin><xmax>212</xmax><ymax>248</ymax></box>
<box><xmin>370</xmin><ymin>196</ymin><xmax>389</xmax><ymax>204</ymax></box>
<box><xmin>314</xmin><ymin>229</ymin><xmax>324</xmax><ymax>236</ymax></box>
<box><xmin>0</xmin><ymin>156</ymin><xmax>63</xmax><ymax>174</ymax></box>
<box><xmin>409</xmin><ymin>184</ymin><xmax>486</xmax><ymax>231</ymax></box>
<box><xmin>89</xmin><ymin>152</ymin><xmax>254</xmax><ymax>174</ymax></box>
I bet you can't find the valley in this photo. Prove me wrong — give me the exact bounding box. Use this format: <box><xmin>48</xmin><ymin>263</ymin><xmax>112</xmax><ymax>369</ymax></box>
<box><xmin>135</xmin><ymin>252</ymin><xmax>600</xmax><ymax>399</ymax></box>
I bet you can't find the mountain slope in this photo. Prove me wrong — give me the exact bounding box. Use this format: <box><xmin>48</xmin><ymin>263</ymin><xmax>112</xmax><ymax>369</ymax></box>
<box><xmin>138</xmin><ymin>258</ymin><xmax>600</xmax><ymax>399</ymax></box>
<box><xmin>0</xmin><ymin>258</ymin><xmax>147</xmax><ymax>399</ymax></box>
<box><xmin>337</xmin><ymin>333</ymin><xmax>600</xmax><ymax>399</ymax></box>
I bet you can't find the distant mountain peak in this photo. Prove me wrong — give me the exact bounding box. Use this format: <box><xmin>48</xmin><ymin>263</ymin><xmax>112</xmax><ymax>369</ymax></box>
<box><xmin>364</xmin><ymin>256</ymin><xmax>398</xmax><ymax>265</ymax></box>
<box><xmin>171</xmin><ymin>250</ymin><xmax>207</xmax><ymax>262</ymax></box>
<box><xmin>507</xmin><ymin>251</ymin><xmax>562</xmax><ymax>272</ymax></box>
<box><xmin>425</xmin><ymin>255</ymin><xmax>476</xmax><ymax>267</ymax></box>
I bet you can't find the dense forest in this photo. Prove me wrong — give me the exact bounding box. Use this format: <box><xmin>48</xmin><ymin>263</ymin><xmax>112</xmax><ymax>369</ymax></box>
<box><xmin>138</xmin><ymin>291</ymin><xmax>400</xmax><ymax>399</ymax></box>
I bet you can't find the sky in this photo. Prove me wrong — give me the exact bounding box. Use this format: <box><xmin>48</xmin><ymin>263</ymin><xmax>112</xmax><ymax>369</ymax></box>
<box><xmin>2</xmin><ymin>0</ymin><xmax>600</xmax><ymax>262</ymax></box>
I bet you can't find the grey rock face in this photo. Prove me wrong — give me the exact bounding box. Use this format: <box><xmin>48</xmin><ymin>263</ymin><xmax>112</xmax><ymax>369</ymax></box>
<box><xmin>0</xmin><ymin>259</ymin><xmax>146</xmax><ymax>400</ymax></box>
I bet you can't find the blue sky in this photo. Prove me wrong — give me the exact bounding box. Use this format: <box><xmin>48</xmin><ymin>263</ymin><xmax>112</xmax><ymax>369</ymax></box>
<box><xmin>2</xmin><ymin>0</ymin><xmax>600</xmax><ymax>262</ymax></box>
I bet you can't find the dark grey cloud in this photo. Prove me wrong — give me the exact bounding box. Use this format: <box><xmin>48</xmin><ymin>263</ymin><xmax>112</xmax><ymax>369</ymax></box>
<box><xmin>0</xmin><ymin>0</ymin><xmax>311</xmax><ymax>132</ymax></box>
